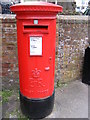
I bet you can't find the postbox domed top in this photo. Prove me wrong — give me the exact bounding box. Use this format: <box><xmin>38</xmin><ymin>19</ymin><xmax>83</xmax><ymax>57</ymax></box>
<box><xmin>10</xmin><ymin>1</ymin><xmax>63</xmax><ymax>13</ymax></box>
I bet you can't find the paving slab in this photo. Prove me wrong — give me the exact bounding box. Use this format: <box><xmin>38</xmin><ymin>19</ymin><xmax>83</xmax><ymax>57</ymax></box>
<box><xmin>2</xmin><ymin>80</ymin><xmax>88</xmax><ymax>119</ymax></box>
<box><xmin>47</xmin><ymin>80</ymin><xmax>88</xmax><ymax>118</ymax></box>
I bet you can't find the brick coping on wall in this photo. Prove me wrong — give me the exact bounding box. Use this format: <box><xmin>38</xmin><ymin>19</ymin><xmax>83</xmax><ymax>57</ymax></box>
<box><xmin>0</xmin><ymin>14</ymin><xmax>16</xmax><ymax>23</ymax></box>
<box><xmin>0</xmin><ymin>14</ymin><xmax>89</xmax><ymax>21</ymax></box>
<box><xmin>57</xmin><ymin>15</ymin><xmax>88</xmax><ymax>21</ymax></box>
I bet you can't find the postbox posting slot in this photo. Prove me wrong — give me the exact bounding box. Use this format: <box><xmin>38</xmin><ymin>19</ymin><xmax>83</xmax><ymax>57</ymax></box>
<box><xmin>23</xmin><ymin>24</ymin><xmax>49</xmax><ymax>34</ymax></box>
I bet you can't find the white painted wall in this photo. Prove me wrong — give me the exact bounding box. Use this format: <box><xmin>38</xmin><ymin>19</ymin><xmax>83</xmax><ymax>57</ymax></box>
<box><xmin>75</xmin><ymin>0</ymin><xmax>89</xmax><ymax>13</ymax></box>
<box><xmin>76</xmin><ymin>0</ymin><xmax>89</xmax><ymax>7</ymax></box>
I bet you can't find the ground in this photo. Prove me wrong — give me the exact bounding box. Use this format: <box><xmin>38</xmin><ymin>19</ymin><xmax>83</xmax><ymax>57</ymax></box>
<box><xmin>48</xmin><ymin>80</ymin><xmax>88</xmax><ymax>118</ymax></box>
<box><xmin>1</xmin><ymin>80</ymin><xmax>88</xmax><ymax>119</ymax></box>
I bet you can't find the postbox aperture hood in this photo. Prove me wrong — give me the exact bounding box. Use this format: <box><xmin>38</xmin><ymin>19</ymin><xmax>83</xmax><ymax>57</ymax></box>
<box><xmin>10</xmin><ymin>1</ymin><xmax>63</xmax><ymax>13</ymax></box>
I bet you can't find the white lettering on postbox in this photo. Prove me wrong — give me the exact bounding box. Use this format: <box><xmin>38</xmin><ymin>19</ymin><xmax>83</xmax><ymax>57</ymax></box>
<box><xmin>30</xmin><ymin>36</ymin><xmax>42</xmax><ymax>56</ymax></box>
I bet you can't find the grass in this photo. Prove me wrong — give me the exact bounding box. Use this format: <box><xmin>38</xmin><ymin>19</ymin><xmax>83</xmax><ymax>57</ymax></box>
<box><xmin>0</xmin><ymin>91</ymin><xmax>2</xmax><ymax>105</ymax></box>
<box><xmin>8</xmin><ymin>109</ymin><xmax>29</xmax><ymax>119</ymax></box>
<box><xmin>2</xmin><ymin>90</ymin><xmax>13</xmax><ymax>103</ymax></box>
<box><xmin>0</xmin><ymin>91</ymin><xmax>2</xmax><ymax>96</ymax></box>
<box><xmin>56</xmin><ymin>80</ymin><xmax>68</xmax><ymax>88</ymax></box>
<box><xmin>2</xmin><ymin>89</ymin><xmax>29</xmax><ymax>119</ymax></box>
<box><xmin>0</xmin><ymin>101</ymin><xmax>2</xmax><ymax>106</ymax></box>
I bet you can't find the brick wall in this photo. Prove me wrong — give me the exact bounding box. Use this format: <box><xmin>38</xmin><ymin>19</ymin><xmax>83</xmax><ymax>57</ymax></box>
<box><xmin>1</xmin><ymin>15</ymin><xmax>19</xmax><ymax>90</ymax></box>
<box><xmin>56</xmin><ymin>15</ymin><xmax>88</xmax><ymax>83</ymax></box>
<box><xmin>0</xmin><ymin>16</ymin><xmax>2</xmax><ymax>91</ymax></box>
<box><xmin>1</xmin><ymin>15</ymin><xmax>89</xmax><ymax>89</ymax></box>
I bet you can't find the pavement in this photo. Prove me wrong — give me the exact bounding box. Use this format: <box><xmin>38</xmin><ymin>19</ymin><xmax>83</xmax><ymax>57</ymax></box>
<box><xmin>2</xmin><ymin>80</ymin><xmax>88</xmax><ymax>119</ymax></box>
<box><xmin>47</xmin><ymin>80</ymin><xmax>88</xmax><ymax>118</ymax></box>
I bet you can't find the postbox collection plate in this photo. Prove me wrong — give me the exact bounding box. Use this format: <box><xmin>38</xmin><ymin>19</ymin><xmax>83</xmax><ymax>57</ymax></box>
<box><xmin>30</xmin><ymin>36</ymin><xmax>42</xmax><ymax>56</ymax></box>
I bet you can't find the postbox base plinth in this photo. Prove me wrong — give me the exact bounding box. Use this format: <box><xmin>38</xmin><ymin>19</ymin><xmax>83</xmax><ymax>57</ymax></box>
<box><xmin>20</xmin><ymin>91</ymin><xmax>54</xmax><ymax>119</ymax></box>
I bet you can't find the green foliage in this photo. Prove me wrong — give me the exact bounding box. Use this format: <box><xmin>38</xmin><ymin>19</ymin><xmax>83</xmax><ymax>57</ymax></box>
<box><xmin>2</xmin><ymin>90</ymin><xmax>13</xmax><ymax>103</ymax></box>
<box><xmin>56</xmin><ymin>80</ymin><xmax>68</xmax><ymax>88</ymax></box>
<box><xmin>0</xmin><ymin>91</ymin><xmax>2</xmax><ymax>96</ymax></box>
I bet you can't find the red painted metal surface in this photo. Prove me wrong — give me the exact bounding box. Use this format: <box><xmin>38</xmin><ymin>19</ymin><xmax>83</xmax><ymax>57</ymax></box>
<box><xmin>10</xmin><ymin>2</ymin><xmax>62</xmax><ymax>99</ymax></box>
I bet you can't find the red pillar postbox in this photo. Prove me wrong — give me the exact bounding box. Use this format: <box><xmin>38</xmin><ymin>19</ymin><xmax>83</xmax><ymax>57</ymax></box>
<box><xmin>10</xmin><ymin>2</ymin><xmax>62</xmax><ymax>119</ymax></box>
